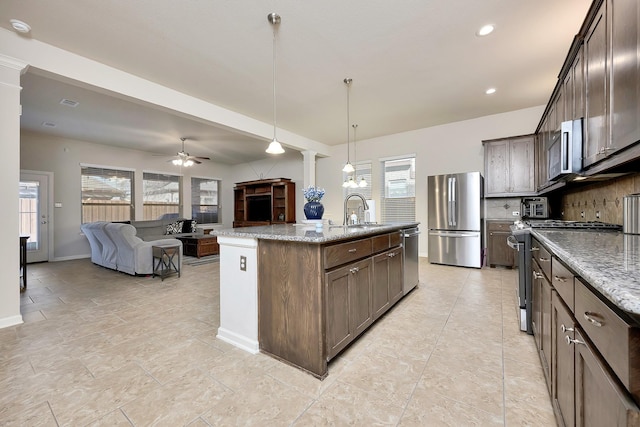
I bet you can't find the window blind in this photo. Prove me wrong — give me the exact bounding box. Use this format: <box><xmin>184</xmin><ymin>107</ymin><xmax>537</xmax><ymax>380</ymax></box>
<box><xmin>379</xmin><ymin>157</ymin><xmax>416</xmax><ymax>223</ymax></box>
<box><xmin>81</xmin><ymin>166</ymin><xmax>134</xmax><ymax>223</ymax></box>
<box><xmin>142</xmin><ymin>172</ymin><xmax>180</xmax><ymax>220</ymax></box>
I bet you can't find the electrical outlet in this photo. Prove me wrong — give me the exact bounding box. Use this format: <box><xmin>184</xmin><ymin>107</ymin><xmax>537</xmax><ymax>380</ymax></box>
<box><xmin>581</xmin><ymin>211</ymin><xmax>585</xmax><ymax>218</ymax></box>
<box><xmin>240</xmin><ymin>255</ymin><xmax>246</xmax><ymax>271</ymax></box>
<box><xmin>595</xmin><ymin>210</ymin><xmax>601</xmax><ymax>219</ymax></box>
<box><xmin>512</xmin><ymin>211</ymin><xmax>520</xmax><ymax>216</ymax></box>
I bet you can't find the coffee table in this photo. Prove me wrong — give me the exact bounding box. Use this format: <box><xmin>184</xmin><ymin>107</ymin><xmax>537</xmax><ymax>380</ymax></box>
<box><xmin>176</xmin><ymin>235</ymin><xmax>219</xmax><ymax>258</ymax></box>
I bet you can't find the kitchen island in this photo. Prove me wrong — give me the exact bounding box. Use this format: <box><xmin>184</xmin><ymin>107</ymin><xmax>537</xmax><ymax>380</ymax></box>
<box><xmin>213</xmin><ymin>222</ymin><xmax>418</xmax><ymax>378</ymax></box>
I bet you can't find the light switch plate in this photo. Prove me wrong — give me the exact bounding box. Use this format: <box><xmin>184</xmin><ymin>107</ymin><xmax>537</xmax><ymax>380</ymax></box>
<box><xmin>240</xmin><ymin>255</ymin><xmax>246</xmax><ymax>271</ymax></box>
<box><xmin>54</xmin><ymin>202</ymin><xmax>62</xmax><ymax>208</ymax></box>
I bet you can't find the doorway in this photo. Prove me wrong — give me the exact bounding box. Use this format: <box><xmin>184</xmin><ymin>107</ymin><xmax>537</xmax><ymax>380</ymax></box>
<box><xmin>19</xmin><ymin>171</ymin><xmax>52</xmax><ymax>263</ymax></box>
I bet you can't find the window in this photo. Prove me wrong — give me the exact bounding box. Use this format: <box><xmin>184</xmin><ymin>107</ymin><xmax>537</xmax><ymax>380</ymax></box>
<box><xmin>143</xmin><ymin>172</ymin><xmax>181</xmax><ymax>220</ymax></box>
<box><xmin>379</xmin><ymin>156</ymin><xmax>415</xmax><ymax>223</ymax></box>
<box><xmin>191</xmin><ymin>177</ymin><xmax>220</xmax><ymax>224</ymax></box>
<box><xmin>81</xmin><ymin>166</ymin><xmax>134</xmax><ymax>223</ymax></box>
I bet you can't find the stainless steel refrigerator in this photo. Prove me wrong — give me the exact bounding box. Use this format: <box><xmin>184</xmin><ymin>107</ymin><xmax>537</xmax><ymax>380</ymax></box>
<box><xmin>427</xmin><ymin>172</ymin><xmax>483</xmax><ymax>268</ymax></box>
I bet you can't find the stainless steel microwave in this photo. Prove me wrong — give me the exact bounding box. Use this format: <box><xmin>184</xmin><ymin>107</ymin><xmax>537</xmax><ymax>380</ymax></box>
<box><xmin>548</xmin><ymin>119</ymin><xmax>583</xmax><ymax>181</ymax></box>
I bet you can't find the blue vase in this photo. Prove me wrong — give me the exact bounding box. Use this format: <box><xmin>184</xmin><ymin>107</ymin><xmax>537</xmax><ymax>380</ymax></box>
<box><xmin>304</xmin><ymin>201</ymin><xmax>324</xmax><ymax>219</ymax></box>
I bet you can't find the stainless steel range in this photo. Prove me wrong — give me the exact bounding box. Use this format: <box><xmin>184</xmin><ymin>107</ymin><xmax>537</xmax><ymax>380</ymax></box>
<box><xmin>508</xmin><ymin>220</ymin><xmax>622</xmax><ymax>334</ymax></box>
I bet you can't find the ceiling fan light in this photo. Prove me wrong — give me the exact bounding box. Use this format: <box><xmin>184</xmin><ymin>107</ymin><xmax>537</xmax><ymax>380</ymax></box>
<box><xmin>266</xmin><ymin>139</ymin><xmax>285</xmax><ymax>154</ymax></box>
<box><xmin>183</xmin><ymin>159</ymin><xmax>194</xmax><ymax>167</ymax></box>
<box><xmin>342</xmin><ymin>162</ymin><xmax>355</xmax><ymax>173</ymax></box>
<box><xmin>172</xmin><ymin>159</ymin><xmax>182</xmax><ymax>166</ymax></box>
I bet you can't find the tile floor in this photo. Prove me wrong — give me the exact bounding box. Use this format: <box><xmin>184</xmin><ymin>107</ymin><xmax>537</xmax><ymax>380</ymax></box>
<box><xmin>1</xmin><ymin>258</ymin><xmax>557</xmax><ymax>426</ymax></box>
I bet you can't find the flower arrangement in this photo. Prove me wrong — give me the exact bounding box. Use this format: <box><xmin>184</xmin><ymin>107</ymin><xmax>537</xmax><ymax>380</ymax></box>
<box><xmin>303</xmin><ymin>185</ymin><xmax>325</xmax><ymax>203</ymax></box>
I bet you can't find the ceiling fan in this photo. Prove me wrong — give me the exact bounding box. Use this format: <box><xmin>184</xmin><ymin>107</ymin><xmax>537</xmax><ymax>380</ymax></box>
<box><xmin>168</xmin><ymin>137</ymin><xmax>210</xmax><ymax>166</ymax></box>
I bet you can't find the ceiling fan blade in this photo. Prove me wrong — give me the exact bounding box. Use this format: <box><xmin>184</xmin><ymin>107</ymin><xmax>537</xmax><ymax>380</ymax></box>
<box><xmin>194</xmin><ymin>156</ymin><xmax>211</xmax><ymax>160</ymax></box>
<box><xmin>191</xmin><ymin>159</ymin><xmax>202</xmax><ymax>164</ymax></box>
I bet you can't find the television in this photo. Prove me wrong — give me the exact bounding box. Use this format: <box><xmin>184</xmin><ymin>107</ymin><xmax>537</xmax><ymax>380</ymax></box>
<box><xmin>247</xmin><ymin>195</ymin><xmax>272</xmax><ymax>222</ymax></box>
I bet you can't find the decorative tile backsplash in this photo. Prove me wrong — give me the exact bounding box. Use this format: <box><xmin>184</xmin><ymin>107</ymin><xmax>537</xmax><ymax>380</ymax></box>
<box><xmin>485</xmin><ymin>197</ymin><xmax>522</xmax><ymax>219</ymax></box>
<box><xmin>560</xmin><ymin>173</ymin><xmax>640</xmax><ymax>224</ymax></box>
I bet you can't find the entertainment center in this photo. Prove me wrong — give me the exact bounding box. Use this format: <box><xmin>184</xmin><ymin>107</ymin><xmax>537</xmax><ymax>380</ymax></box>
<box><xmin>233</xmin><ymin>178</ymin><xmax>296</xmax><ymax>227</ymax></box>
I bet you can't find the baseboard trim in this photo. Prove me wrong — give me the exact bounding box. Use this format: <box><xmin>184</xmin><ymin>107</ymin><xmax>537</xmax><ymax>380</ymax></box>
<box><xmin>216</xmin><ymin>327</ymin><xmax>259</xmax><ymax>354</ymax></box>
<box><xmin>52</xmin><ymin>254</ymin><xmax>91</xmax><ymax>262</ymax></box>
<box><xmin>0</xmin><ymin>314</ymin><xmax>23</xmax><ymax>329</ymax></box>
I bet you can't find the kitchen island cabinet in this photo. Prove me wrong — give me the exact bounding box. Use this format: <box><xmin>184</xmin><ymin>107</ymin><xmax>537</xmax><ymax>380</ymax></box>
<box><xmin>215</xmin><ymin>223</ymin><xmax>416</xmax><ymax>379</ymax></box>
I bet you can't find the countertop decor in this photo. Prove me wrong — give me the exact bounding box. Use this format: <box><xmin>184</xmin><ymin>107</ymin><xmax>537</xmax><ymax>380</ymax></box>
<box><xmin>302</xmin><ymin>185</ymin><xmax>325</xmax><ymax>220</ymax></box>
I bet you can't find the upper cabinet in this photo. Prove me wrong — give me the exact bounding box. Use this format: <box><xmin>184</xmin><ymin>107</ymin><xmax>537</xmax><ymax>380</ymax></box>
<box><xmin>483</xmin><ymin>135</ymin><xmax>536</xmax><ymax>197</ymax></box>
<box><xmin>541</xmin><ymin>0</ymin><xmax>640</xmax><ymax>174</ymax></box>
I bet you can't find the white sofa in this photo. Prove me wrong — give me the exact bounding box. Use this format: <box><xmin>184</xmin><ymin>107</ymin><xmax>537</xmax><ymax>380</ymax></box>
<box><xmin>81</xmin><ymin>222</ymin><xmax>183</xmax><ymax>276</ymax></box>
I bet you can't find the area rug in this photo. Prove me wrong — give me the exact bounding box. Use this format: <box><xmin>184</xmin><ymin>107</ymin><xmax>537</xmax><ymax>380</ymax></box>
<box><xmin>182</xmin><ymin>254</ymin><xmax>219</xmax><ymax>266</ymax></box>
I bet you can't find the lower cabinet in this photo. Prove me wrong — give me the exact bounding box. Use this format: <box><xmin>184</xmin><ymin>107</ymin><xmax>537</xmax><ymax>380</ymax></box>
<box><xmin>552</xmin><ymin>291</ymin><xmax>575</xmax><ymax>427</ymax></box>
<box><xmin>574</xmin><ymin>328</ymin><xmax>640</xmax><ymax>427</ymax></box>
<box><xmin>532</xmin><ymin>258</ymin><xmax>553</xmax><ymax>392</ymax></box>
<box><xmin>531</xmin><ymin>242</ymin><xmax>640</xmax><ymax>426</ymax></box>
<box><xmin>326</xmin><ymin>258</ymin><xmax>372</xmax><ymax>359</ymax></box>
<box><xmin>487</xmin><ymin>220</ymin><xmax>516</xmax><ymax>268</ymax></box>
<box><xmin>372</xmin><ymin>246</ymin><xmax>403</xmax><ymax>320</ymax></box>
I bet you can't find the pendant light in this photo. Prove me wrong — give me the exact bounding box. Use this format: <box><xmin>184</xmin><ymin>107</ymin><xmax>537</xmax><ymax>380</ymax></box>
<box><xmin>352</xmin><ymin>124</ymin><xmax>367</xmax><ymax>187</ymax></box>
<box><xmin>342</xmin><ymin>78</ymin><xmax>354</xmax><ymax>174</ymax></box>
<box><xmin>349</xmin><ymin>124</ymin><xmax>359</xmax><ymax>188</ymax></box>
<box><xmin>266</xmin><ymin>13</ymin><xmax>285</xmax><ymax>154</ymax></box>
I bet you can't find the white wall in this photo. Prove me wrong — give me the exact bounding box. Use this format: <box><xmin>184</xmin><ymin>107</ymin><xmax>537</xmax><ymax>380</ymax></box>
<box><xmin>316</xmin><ymin>105</ymin><xmax>546</xmax><ymax>256</ymax></box>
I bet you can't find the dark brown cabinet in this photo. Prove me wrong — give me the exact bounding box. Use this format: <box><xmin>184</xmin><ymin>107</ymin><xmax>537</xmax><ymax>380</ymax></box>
<box><xmin>483</xmin><ymin>135</ymin><xmax>536</xmax><ymax>197</ymax></box>
<box><xmin>530</xmin><ymin>238</ymin><xmax>640</xmax><ymax>426</ymax></box>
<box><xmin>326</xmin><ymin>257</ymin><xmax>372</xmax><ymax>359</ymax></box>
<box><xmin>487</xmin><ymin>220</ymin><xmax>516</xmax><ymax>268</ymax></box>
<box><xmin>584</xmin><ymin>3</ymin><xmax>610</xmax><ymax>168</ymax></box>
<box><xmin>372</xmin><ymin>245</ymin><xmax>403</xmax><ymax>320</ymax></box>
<box><xmin>258</xmin><ymin>229</ymin><xmax>405</xmax><ymax>378</ymax></box>
<box><xmin>552</xmin><ymin>291</ymin><xmax>575</xmax><ymax>427</ymax></box>
<box><xmin>233</xmin><ymin>178</ymin><xmax>296</xmax><ymax>227</ymax></box>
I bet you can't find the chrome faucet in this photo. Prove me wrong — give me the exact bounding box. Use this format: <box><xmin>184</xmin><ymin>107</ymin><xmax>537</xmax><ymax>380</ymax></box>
<box><xmin>344</xmin><ymin>193</ymin><xmax>369</xmax><ymax>225</ymax></box>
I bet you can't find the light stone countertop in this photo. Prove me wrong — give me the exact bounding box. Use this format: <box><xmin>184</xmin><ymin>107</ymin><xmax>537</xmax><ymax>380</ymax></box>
<box><xmin>213</xmin><ymin>222</ymin><xmax>419</xmax><ymax>244</ymax></box>
<box><xmin>532</xmin><ymin>229</ymin><xmax>640</xmax><ymax>319</ymax></box>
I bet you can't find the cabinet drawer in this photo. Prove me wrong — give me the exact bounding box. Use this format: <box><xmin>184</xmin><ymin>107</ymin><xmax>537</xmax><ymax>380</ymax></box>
<box><xmin>575</xmin><ymin>278</ymin><xmax>640</xmax><ymax>396</ymax></box>
<box><xmin>324</xmin><ymin>238</ymin><xmax>372</xmax><ymax>269</ymax></box>
<box><xmin>390</xmin><ymin>231</ymin><xmax>402</xmax><ymax>248</ymax></box>
<box><xmin>372</xmin><ymin>232</ymin><xmax>402</xmax><ymax>254</ymax></box>
<box><xmin>551</xmin><ymin>257</ymin><xmax>575</xmax><ymax>312</ymax></box>
<box><xmin>487</xmin><ymin>221</ymin><xmax>512</xmax><ymax>231</ymax></box>
<box><xmin>532</xmin><ymin>238</ymin><xmax>552</xmax><ymax>279</ymax></box>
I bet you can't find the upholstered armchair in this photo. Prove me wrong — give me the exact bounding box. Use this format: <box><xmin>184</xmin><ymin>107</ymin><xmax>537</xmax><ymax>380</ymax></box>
<box><xmin>81</xmin><ymin>221</ymin><xmax>117</xmax><ymax>269</ymax></box>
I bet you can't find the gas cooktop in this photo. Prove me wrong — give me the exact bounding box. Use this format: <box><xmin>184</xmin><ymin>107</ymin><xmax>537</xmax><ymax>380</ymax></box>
<box><xmin>519</xmin><ymin>219</ymin><xmax>622</xmax><ymax>231</ymax></box>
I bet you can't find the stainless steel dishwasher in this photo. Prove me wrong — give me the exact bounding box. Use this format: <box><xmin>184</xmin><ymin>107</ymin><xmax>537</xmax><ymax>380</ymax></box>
<box><xmin>402</xmin><ymin>227</ymin><xmax>420</xmax><ymax>294</ymax></box>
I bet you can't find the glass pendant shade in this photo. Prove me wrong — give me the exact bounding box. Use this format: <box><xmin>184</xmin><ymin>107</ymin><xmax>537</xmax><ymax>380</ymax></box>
<box><xmin>342</xmin><ymin>162</ymin><xmax>355</xmax><ymax>173</ymax></box>
<box><xmin>342</xmin><ymin>178</ymin><xmax>351</xmax><ymax>188</ymax></box>
<box><xmin>172</xmin><ymin>159</ymin><xmax>182</xmax><ymax>166</ymax></box>
<box><xmin>349</xmin><ymin>177</ymin><xmax>358</xmax><ymax>188</ymax></box>
<box><xmin>359</xmin><ymin>177</ymin><xmax>367</xmax><ymax>187</ymax></box>
<box><xmin>266</xmin><ymin>138</ymin><xmax>285</xmax><ymax>154</ymax></box>
<box><xmin>183</xmin><ymin>159</ymin><xmax>194</xmax><ymax>167</ymax></box>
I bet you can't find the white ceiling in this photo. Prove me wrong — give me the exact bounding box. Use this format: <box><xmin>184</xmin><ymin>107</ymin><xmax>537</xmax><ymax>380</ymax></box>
<box><xmin>2</xmin><ymin>0</ymin><xmax>592</xmax><ymax>164</ymax></box>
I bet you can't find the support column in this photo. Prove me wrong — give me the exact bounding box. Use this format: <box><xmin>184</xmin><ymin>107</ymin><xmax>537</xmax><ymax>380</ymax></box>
<box><xmin>0</xmin><ymin>54</ymin><xmax>29</xmax><ymax>328</ymax></box>
<box><xmin>301</xmin><ymin>150</ymin><xmax>317</xmax><ymax>189</ymax></box>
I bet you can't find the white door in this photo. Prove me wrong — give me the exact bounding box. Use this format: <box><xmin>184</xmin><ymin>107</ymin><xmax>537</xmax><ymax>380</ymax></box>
<box><xmin>19</xmin><ymin>172</ymin><xmax>51</xmax><ymax>263</ymax></box>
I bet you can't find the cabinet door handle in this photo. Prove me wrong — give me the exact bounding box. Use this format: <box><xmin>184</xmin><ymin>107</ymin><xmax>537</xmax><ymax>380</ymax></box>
<box><xmin>348</xmin><ymin>248</ymin><xmax>357</xmax><ymax>253</ymax></box>
<box><xmin>539</xmin><ymin>257</ymin><xmax>550</xmax><ymax>262</ymax></box>
<box><xmin>349</xmin><ymin>267</ymin><xmax>359</xmax><ymax>274</ymax></box>
<box><xmin>531</xmin><ymin>247</ymin><xmax>540</xmax><ymax>252</ymax></box>
<box><xmin>583</xmin><ymin>312</ymin><xmax>604</xmax><ymax>327</ymax></box>
<box><xmin>533</xmin><ymin>271</ymin><xmax>543</xmax><ymax>280</ymax></box>
<box><xmin>554</xmin><ymin>275</ymin><xmax>567</xmax><ymax>283</ymax></box>
<box><xmin>561</xmin><ymin>324</ymin><xmax>574</xmax><ymax>333</ymax></box>
<box><xmin>565</xmin><ymin>335</ymin><xmax>585</xmax><ymax>346</ymax></box>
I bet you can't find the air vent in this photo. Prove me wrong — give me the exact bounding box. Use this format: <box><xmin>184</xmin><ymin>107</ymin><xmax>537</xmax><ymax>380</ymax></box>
<box><xmin>59</xmin><ymin>98</ymin><xmax>79</xmax><ymax>108</ymax></box>
<box><xmin>42</xmin><ymin>122</ymin><xmax>57</xmax><ymax>128</ymax></box>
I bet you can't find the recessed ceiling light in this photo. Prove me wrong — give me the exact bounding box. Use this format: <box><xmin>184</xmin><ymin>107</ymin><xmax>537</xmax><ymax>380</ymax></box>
<box><xmin>485</xmin><ymin>88</ymin><xmax>496</xmax><ymax>95</ymax></box>
<box><xmin>477</xmin><ymin>24</ymin><xmax>495</xmax><ymax>37</ymax></box>
<box><xmin>10</xmin><ymin>19</ymin><xmax>31</xmax><ymax>34</ymax></box>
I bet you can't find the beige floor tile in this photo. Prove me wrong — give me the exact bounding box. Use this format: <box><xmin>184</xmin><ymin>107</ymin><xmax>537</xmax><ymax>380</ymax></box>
<box><xmin>0</xmin><ymin>258</ymin><xmax>557</xmax><ymax>426</ymax></box>
<box><xmin>294</xmin><ymin>381</ymin><xmax>404</xmax><ymax>426</ymax></box>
